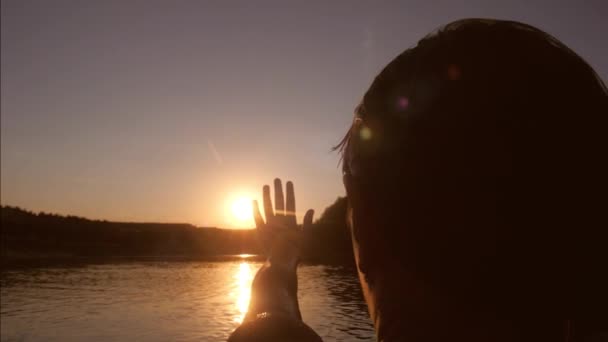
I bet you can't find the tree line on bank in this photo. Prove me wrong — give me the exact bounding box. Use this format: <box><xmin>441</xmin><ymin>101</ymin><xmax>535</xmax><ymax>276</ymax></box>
<box><xmin>0</xmin><ymin>197</ymin><xmax>352</xmax><ymax>264</ymax></box>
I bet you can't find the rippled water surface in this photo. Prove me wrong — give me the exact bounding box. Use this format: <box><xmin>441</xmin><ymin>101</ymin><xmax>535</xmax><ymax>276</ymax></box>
<box><xmin>1</xmin><ymin>260</ymin><xmax>375</xmax><ymax>341</ymax></box>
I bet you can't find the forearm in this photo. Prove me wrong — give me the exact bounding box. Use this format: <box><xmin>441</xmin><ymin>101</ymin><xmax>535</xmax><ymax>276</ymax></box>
<box><xmin>229</xmin><ymin>254</ymin><xmax>323</xmax><ymax>342</ymax></box>
<box><xmin>243</xmin><ymin>249</ymin><xmax>302</xmax><ymax>322</ymax></box>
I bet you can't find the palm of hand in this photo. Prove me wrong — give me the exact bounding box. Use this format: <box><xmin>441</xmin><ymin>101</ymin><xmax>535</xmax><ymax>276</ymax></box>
<box><xmin>253</xmin><ymin>178</ymin><xmax>314</xmax><ymax>259</ymax></box>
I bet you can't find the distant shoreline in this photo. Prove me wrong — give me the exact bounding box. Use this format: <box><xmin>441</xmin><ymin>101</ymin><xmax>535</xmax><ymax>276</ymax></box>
<box><xmin>0</xmin><ymin>254</ymin><xmax>268</xmax><ymax>269</ymax></box>
<box><xmin>1</xmin><ymin>200</ymin><xmax>354</xmax><ymax>269</ymax></box>
<box><xmin>0</xmin><ymin>254</ymin><xmax>356</xmax><ymax>270</ymax></box>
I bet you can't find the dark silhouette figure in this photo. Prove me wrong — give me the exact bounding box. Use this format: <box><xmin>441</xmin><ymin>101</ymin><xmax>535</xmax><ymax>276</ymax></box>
<box><xmin>230</xmin><ymin>18</ymin><xmax>608</xmax><ymax>341</ymax></box>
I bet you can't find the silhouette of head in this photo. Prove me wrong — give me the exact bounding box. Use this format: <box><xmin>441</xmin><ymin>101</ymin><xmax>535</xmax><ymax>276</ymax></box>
<box><xmin>339</xmin><ymin>19</ymin><xmax>607</xmax><ymax>341</ymax></box>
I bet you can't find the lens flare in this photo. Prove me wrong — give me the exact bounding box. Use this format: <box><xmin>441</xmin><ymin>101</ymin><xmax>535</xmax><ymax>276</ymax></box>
<box><xmin>360</xmin><ymin>126</ymin><xmax>372</xmax><ymax>140</ymax></box>
<box><xmin>397</xmin><ymin>96</ymin><xmax>409</xmax><ymax>111</ymax></box>
<box><xmin>447</xmin><ymin>64</ymin><xmax>461</xmax><ymax>81</ymax></box>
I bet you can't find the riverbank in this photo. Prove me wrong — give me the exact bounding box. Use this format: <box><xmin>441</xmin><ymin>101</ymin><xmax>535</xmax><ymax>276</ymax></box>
<box><xmin>1</xmin><ymin>201</ymin><xmax>354</xmax><ymax>268</ymax></box>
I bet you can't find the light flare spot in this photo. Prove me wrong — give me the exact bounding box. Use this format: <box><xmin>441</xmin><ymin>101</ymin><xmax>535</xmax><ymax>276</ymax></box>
<box><xmin>447</xmin><ymin>64</ymin><xmax>461</xmax><ymax>81</ymax></box>
<box><xmin>359</xmin><ymin>126</ymin><xmax>372</xmax><ymax>140</ymax></box>
<box><xmin>397</xmin><ymin>96</ymin><xmax>409</xmax><ymax>111</ymax></box>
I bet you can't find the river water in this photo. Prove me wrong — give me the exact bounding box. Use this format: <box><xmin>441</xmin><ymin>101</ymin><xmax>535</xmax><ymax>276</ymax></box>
<box><xmin>1</xmin><ymin>257</ymin><xmax>375</xmax><ymax>341</ymax></box>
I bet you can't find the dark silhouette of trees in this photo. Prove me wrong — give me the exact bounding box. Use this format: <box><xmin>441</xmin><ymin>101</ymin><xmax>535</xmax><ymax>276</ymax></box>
<box><xmin>1</xmin><ymin>198</ymin><xmax>353</xmax><ymax>265</ymax></box>
<box><xmin>0</xmin><ymin>205</ymin><xmax>259</xmax><ymax>261</ymax></box>
<box><xmin>303</xmin><ymin>197</ymin><xmax>353</xmax><ymax>263</ymax></box>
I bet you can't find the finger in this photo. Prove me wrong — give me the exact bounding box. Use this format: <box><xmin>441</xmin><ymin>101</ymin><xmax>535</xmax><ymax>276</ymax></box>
<box><xmin>263</xmin><ymin>185</ymin><xmax>274</xmax><ymax>220</ymax></box>
<box><xmin>253</xmin><ymin>200</ymin><xmax>265</xmax><ymax>228</ymax></box>
<box><xmin>285</xmin><ymin>181</ymin><xmax>296</xmax><ymax>220</ymax></box>
<box><xmin>303</xmin><ymin>209</ymin><xmax>314</xmax><ymax>231</ymax></box>
<box><xmin>254</xmin><ymin>199</ymin><xmax>270</xmax><ymax>253</ymax></box>
<box><xmin>274</xmin><ymin>178</ymin><xmax>285</xmax><ymax>216</ymax></box>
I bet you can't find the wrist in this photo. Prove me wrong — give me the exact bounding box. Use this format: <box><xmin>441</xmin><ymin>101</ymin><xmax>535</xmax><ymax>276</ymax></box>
<box><xmin>267</xmin><ymin>237</ymin><xmax>300</xmax><ymax>271</ymax></box>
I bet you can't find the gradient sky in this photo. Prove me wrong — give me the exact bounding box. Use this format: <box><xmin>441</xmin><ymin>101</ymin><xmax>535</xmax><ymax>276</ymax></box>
<box><xmin>2</xmin><ymin>0</ymin><xmax>607</xmax><ymax>228</ymax></box>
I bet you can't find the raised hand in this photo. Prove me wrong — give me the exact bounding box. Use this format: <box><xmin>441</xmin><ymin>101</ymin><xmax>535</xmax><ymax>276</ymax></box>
<box><xmin>252</xmin><ymin>178</ymin><xmax>314</xmax><ymax>266</ymax></box>
<box><xmin>232</xmin><ymin>179</ymin><xmax>322</xmax><ymax>338</ymax></box>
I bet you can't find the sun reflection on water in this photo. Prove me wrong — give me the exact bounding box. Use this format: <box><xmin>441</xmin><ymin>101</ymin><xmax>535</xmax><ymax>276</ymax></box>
<box><xmin>232</xmin><ymin>262</ymin><xmax>254</xmax><ymax>323</ymax></box>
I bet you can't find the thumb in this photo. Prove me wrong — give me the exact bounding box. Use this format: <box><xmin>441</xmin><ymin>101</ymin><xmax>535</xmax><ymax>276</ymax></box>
<box><xmin>303</xmin><ymin>209</ymin><xmax>314</xmax><ymax>231</ymax></box>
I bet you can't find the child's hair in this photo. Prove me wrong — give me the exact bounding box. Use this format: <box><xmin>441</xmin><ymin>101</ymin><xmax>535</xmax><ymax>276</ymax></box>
<box><xmin>339</xmin><ymin>18</ymin><xmax>608</xmax><ymax>320</ymax></box>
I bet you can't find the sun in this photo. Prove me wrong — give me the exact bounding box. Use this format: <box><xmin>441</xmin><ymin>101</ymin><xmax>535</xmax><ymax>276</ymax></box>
<box><xmin>231</xmin><ymin>197</ymin><xmax>253</xmax><ymax>223</ymax></box>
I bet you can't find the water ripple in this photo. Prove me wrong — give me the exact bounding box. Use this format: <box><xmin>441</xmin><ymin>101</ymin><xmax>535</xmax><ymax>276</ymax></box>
<box><xmin>1</xmin><ymin>262</ymin><xmax>375</xmax><ymax>341</ymax></box>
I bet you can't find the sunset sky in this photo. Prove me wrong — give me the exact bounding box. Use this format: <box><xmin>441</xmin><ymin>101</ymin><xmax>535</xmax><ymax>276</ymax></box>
<box><xmin>2</xmin><ymin>0</ymin><xmax>606</xmax><ymax>228</ymax></box>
